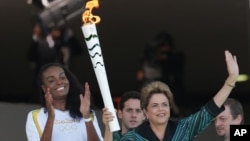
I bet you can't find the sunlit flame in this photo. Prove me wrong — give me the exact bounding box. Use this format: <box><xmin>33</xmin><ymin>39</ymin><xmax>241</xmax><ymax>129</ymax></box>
<box><xmin>82</xmin><ymin>0</ymin><xmax>101</xmax><ymax>24</ymax></box>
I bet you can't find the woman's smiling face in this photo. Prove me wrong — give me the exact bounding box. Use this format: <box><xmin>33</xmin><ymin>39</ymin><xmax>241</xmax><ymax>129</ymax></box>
<box><xmin>41</xmin><ymin>66</ymin><xmax>70</xmax><ymax>100</ymax></box>
<box><xmin>144</xmin><ymin>93</ymin><xmax>170</xmax><ymax>125</ymax></box>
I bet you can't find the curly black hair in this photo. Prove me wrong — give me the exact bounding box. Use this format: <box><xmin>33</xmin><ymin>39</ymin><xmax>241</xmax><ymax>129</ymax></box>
<box><xmin>36</xmin><ymin>63</ymin><xmax>85</xmax><ymax>118</ymax></box>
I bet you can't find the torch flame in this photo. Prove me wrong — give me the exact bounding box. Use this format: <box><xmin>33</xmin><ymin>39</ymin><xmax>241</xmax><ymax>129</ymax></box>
<box><xmin>82</xmin><ymin>0</ymin><xmax>101</xmax><ymax>25</ymax></box>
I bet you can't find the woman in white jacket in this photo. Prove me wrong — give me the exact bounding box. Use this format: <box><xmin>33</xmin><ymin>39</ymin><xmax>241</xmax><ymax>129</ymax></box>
<box><xmin>25</xmin><ymin>62</ymin><xmax>103</xmax><ymax>141</ymax></box>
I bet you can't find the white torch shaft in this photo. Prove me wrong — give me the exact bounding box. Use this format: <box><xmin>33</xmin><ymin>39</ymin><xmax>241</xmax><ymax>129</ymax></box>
<box><xmin>81</xmin><ymin>23</ymin><xmax>120</xmax><ymax>132</ymax></box>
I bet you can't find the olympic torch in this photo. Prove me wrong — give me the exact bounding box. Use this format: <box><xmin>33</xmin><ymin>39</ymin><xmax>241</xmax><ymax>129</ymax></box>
<box><xmin>81</xmin><ymin>0</ymin><xmax>120</xmax><ymax>132</ymax></box>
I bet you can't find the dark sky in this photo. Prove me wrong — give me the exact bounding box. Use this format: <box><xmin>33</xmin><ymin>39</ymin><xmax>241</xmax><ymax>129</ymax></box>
<box><xmin>0</xmin><ymin>0</ymin><xmax>249</xmax><ymax>104</ymax></box>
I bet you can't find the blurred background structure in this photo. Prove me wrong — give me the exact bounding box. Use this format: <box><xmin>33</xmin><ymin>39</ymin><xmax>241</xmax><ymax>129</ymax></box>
<box><xmin>0</xmin><ymin>0</ymin><xmax>249</xmax><ymax>140</ymax></box>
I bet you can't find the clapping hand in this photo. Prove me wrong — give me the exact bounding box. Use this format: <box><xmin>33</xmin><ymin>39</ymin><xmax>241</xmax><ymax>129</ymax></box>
<box><xmin>80</xmin><ymin>82</ymin><xmax>91</xmax><ymax>118</ymax></box>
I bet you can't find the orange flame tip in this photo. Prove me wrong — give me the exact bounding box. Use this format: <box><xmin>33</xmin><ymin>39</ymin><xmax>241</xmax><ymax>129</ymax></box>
<box><xmin>82</xmin><ymin>0</ymin><xmax>101</xmax><ymax>25</ymax></box>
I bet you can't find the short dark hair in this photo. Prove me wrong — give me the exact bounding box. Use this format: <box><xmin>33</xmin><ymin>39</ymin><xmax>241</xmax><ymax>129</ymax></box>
<box><xmin>119</xmin><ymin>91</ymin><xmax>141</xmax><ymax>110</ymax></box>
<box><xmin>224</xmin><ymin>98</ymin><xmax>244</xmax><ymax>124</ymax></box>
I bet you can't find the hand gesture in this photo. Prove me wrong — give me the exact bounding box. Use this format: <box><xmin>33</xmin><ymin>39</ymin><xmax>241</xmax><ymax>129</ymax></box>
<box><xmin>45</xmin><ymin>88</ymin><xmax>55</xmax><ymax>117</ymax></box>
<box><xmin>80</xmin><ymin>82</ymin><xmax>91</xmax><ymax>118</ymax></box>
<box><xmin>225</xmin><ymin>50</ymin><xmax>239</xmax><ymax>84</ymax></box>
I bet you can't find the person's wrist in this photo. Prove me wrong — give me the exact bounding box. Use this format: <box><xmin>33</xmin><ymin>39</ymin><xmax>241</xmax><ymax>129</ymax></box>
<box><xmin>82</xmin><ymin>109</ymin><xmax>91</xmax><ymax>118</ymax></box>
<box><xmin>226</xmin><ymin>82</ymin><xmax>235</xmax><ymax>88</ymax></box>
<box><xmin>83</xmin><ymin>111</ymin><xmax>93</xmax><ymax>122</ymax></box>
<box><xmin>83</xmin><ymin>116</ymin><xmax>92</xmax><ymax>122</ymax></box>
<box><xmin>225</xmin><ymin>78</ymin><xmax>236</xmax><ymax>88</ymax></box>
<box><xmin>228</xmin><ymin>74</ymin><xmax>238</xmax><ymax>82</ymax></box>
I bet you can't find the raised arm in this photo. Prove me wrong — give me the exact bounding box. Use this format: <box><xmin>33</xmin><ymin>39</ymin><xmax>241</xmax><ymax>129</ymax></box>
<box><xmin>80</xmin><ymin>82</ymin><xmax>101</xmax><ymax>141</ymax></box>
<box><xmin>213</xmin><ymin>50</ymin><xmax>239</xmax><ymax>107</ymax></box>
